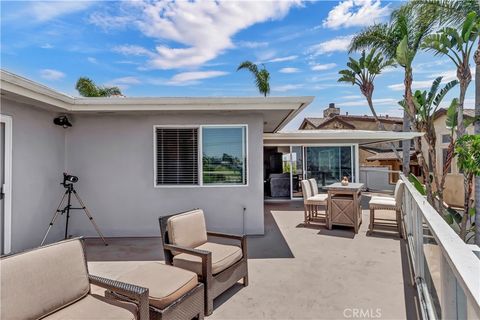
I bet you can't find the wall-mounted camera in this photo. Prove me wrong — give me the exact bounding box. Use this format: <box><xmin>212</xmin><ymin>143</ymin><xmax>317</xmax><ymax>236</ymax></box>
<box><xmin>53</xmin><ymin>115</ymin><xmax>72</xmax><ymax>128</ymax></box>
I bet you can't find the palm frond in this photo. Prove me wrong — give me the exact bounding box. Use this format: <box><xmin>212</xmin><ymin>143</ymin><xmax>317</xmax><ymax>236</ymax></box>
<box><xmin>433</xmin><ymin>79</ymin><xmax>458</xmax><ymax>107</ymax></box>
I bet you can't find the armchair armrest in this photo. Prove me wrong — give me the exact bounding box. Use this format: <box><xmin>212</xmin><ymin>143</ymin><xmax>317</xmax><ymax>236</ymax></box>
<box><xmin>89</xmin><ymin>274</ymin><xmax>149</xmax><ymax>320</ymax></box>
<box><xmin>163</xmin><ymin>244</ymin><xmax>212</xmax><ymax>279</ymax></box>
<box><xmin>207</xmin><ymin>232</ymin><xmax>247</xmax><ymax>260</ymax></box>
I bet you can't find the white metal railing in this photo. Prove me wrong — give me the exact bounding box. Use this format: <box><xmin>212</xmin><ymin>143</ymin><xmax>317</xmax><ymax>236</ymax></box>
<box><xmin>401</xmin><ymin>174</ymin><xmax>480</xmax><ymax>319</ymax></box>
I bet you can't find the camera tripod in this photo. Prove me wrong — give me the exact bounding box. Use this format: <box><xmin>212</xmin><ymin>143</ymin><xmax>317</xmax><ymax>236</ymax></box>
<box><xmin>41</xmin><ymin>182</ymin><xmax>108</xmax><ymax>246</ymax></box>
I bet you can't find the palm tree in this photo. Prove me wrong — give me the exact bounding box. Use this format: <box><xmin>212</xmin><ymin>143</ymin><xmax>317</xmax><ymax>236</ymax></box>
<box><xmin>422</xmin><ymin>11</ymin><xmax>480</xmax><ymax>138</ymax></box>
<box><xmin>349</xmin><ymin>3</ymin><xmax>439</xmax><ymax>201</ymax></box>
<box><xmin>338</xmin><ymin>49</ymin><xmax>401</xmax><ymax>159</ymax></box>
<box><xmin>412</xmin><ymin>0</ymin><xmax>480</xmax><ymax>245</ymax></box>
<box><xmin>399</xmin><ymin>77</ymin><xmax>458</xmax><ymax>206</ymax></box>
<box><xmin>237</xmin><ymin>61</ymin><xmax>270</xmax><ymax>97</ymax></box>
<box><xmin>75</xmin><ymin>77</ymin><xmax>122</xmax><ymax>97</ymax></box>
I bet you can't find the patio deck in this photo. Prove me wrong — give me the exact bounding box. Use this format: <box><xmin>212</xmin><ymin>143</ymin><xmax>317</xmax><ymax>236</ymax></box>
<box><xmin>86</xmin><ymin>200</ymin><xmax>419</xmax><ymax>319</ymax></box>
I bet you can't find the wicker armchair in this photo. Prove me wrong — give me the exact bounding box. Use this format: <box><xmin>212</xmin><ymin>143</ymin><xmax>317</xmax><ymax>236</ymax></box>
<box><xmin>1</xmin><ymin>237</ymin><xmax>149</xmax><ymax>320</ymax></box>
<box><xmin>368</xmin><ymin>180</ymin><xmax>405</xmax><ymax>237</ymax></box>
<box><xmin>159</xmin><ymin>209</ymin><xmax>248</xmax><ymax>316</ymax></box>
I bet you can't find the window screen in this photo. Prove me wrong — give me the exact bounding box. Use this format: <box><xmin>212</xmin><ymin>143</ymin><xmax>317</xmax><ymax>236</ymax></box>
<box><xmin>155</xmin><ymin>128</ymin><xmax>198</xmax><ymax>185</ymax></box>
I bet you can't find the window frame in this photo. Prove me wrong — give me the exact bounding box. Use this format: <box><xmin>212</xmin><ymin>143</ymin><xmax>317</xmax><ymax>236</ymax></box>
<box><xmin>153</xmin><ymin>124</ymin><xmax>248</xmax><ymax>188</ymax></box>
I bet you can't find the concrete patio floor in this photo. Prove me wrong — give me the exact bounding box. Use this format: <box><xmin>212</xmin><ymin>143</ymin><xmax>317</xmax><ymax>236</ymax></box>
<box><xmin>86</xmin><ymin>200</ymin><xmax>419</xmax><ymax>319</ymax></box>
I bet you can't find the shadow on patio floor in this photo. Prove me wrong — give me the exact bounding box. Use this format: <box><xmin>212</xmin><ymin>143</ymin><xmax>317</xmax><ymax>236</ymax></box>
<box><xmin>85</xmin><ymin>203</ymin><xmax>295</xmax><ymax>261</ymax></box>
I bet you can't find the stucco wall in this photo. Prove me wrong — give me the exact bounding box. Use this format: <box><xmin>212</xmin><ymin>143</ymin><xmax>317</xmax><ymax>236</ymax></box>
<box><xmin>1</xmin><ymin>99</ymin><xmax>66</xmax><ymax>251</ymax></box>
<box><xmin>65</xmin><ymin>112</ymin><xmax>264</xmax><ymax>237</ymax></box>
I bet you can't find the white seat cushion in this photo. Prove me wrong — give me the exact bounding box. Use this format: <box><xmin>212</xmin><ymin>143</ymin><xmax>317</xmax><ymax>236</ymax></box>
<box><xmin>167</xmin><ymin>209</ymin><xmax>208</xmax><ymax>255</ymax></box>
<box><xmin>369</xmin><ymin>196</ymin><xmax>397</xmax><ymax>207</ymax></box>
<box><xmin>43</xmin><ymin>294</ymin><xmax>137</xmax><ymax>320</ymax></box>
<box><xmin>173</xmin><ymin>242</ymin><xmax>243</xmax><ymax>275</ymax></box>
<box><xmin>310</xmin><ymin>194</ymin><xmax>328</xmax><ymax>202</ymax></box>
<box><xmin>117</xmin><ymin>262</ymin><xmax>198</xmax><ymax>310</ymax></box>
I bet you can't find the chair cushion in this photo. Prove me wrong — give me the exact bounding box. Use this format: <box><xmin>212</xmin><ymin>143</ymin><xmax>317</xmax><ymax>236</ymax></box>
<box><xmin>117</xmin><ymin>262</ymin><xmax>198</xmax><ymax>310</ymax></box>
<box><xmin>1</xmin><ymin>239</ymin><xmax>90</xmax><ymax>320</ymax></box>
<box><xmin>308</xmin><ymin>179</ymin><xmax>319</xmax><ymax>195</ymax></box>
<box><xmin>310</xmin><ymin>194</ymin><xmax>328</xmax><ymax>202</ymax></box>
<box><xmin>167</xmin><ymin>209</ymin><xmax>208</xmax><ymax>255</ymax></box>
<box><xmin>301</xmin><ymin>180</ymin><xmax>312</xmax><ymax>199</ymax></box>
<box><xmin>369</xmin><ymin>196</ymin><xmax>397</xmax><ymax>208</ymax></box>
<box><xmin>43</xmin><ymin>294</ymin><xmax>137</xmax><ymax>320</ymax></box>
<box><xmin>173</xmin><ymin>242</ymin><xmax>243</xmax><ymax>275</ymax></box>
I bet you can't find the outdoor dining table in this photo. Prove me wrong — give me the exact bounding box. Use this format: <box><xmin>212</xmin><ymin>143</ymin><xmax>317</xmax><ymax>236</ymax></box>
<box><xmin>324</xmin><ymin>182</ymin><xmax>364</xmax><ymax>233</ymax></box>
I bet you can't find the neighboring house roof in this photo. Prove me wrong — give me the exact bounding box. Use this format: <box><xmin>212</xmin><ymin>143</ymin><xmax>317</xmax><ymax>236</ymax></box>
<box><xmin>264</xmin><ymin>130</ymin><xmax>423</xmax><ymax>145</ymax></box>
<box><xmin>315</xmin><ymin>116</ymin><xmax>356</xmax><ymax>129</ymax></box>
<box><xmin>366</xmin><ymin>150</ymin><xmax>415</xmax><ymax>161</ymax></box>
<box><xmin>433</xmin><ymin>108</ymin><xmax>475</xmax><ymax>121</ymax></box>
<box><xmin>299</xmin><ymin>114</ymin><xmax>403</xmax><ymax>130</ymax></box>
<box><xmin>0</xmin><ymin>69</ymin><xmax>313</xmax><ymax>133</ymax></box>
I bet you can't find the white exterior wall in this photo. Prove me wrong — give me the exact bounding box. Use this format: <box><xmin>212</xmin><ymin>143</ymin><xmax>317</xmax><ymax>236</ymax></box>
<box><xmin>65</xmin><ymin>112</ymin><xmax>264</xmax><ymax>237</ymax></box>
<box><xmin>1</xmin><ymin>98</ymin><xmax>265</xmax><ymax>251</ymax></box>
<box><xmin>1</xmin><ymin>99</ymin><xmax>66</xmax><ymax>251</ymax></box>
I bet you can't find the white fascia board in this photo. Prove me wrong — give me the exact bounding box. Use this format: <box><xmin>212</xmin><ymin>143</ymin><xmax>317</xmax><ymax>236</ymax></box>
<box><xmin>264</xmin><ymin>130</ymin><xmax>423</xmax><ymax>143</ymax></box>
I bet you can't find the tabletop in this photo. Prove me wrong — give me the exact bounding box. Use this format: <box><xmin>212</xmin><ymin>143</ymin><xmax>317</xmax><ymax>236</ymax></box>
<box><xmin>324</xmin><ymin>182</ymin><xmax>364</xmax><ymax>190</ymax></box>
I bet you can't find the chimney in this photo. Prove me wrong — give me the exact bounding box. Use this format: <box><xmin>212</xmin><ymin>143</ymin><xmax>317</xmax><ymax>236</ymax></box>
<box><xmin>323</xmin><ymin>102</ymin><xmax>340</xmax><ymax>118</ymax></box>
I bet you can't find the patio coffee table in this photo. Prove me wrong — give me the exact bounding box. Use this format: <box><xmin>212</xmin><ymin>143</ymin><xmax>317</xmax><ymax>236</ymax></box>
<box><xmin>324</xmin><ymin>182</ymin><xmax>364</xmax><ymax>233</ymax></box>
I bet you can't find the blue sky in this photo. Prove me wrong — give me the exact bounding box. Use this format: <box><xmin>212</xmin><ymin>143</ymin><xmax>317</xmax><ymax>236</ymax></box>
<box><xmin>1</xmin><ymin>0</ymin><xmax>476</xmax><ymax>130</ymax></box>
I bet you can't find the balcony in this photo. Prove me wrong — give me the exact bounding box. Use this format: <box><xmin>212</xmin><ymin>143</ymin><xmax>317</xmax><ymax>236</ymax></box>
<box><xmin>85</xmin><ymin>174</ymin><xmax>480</xmax><ymax>319</ymax></box>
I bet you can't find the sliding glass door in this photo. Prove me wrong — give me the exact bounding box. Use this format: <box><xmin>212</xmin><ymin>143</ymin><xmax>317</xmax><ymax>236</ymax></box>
<box><xmin>305</xmin><ymin>146</ymin><xmax>355</xmax><ymax>190</ymax></box>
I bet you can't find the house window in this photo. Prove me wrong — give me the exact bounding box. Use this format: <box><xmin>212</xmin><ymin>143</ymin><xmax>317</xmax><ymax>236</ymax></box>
<box><xmin>155</xmin><ymin>127</ymin><xmax>199</xmax><ymax>185</ymax></box>
<box><xmin>442</xmin><ymin>134</ymin><xmax>451</xmax><ymax>144</ymax></box>
<box><xmin>202</xmin><ymin>126</ymin><xmax>247</xmax><ymax>185</ymax></box>
<box><xmin>154</xmin><ymin>125</ymin><xmax>247</xmax><ymax>186</ymax></box>
<box><xmin>442</xmin><ymin>149</ymin><xmax>451</xmax><ymax>174</ymax></box>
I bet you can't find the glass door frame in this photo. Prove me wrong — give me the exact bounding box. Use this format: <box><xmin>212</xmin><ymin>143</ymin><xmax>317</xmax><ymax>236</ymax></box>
<box><xmin>264</xmin><ymin>143</ymin><xmax>359</xmax><ymax>200</ymax></box>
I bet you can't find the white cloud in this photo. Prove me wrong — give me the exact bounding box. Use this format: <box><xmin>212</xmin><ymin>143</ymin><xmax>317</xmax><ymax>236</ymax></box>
<box><xmin>237</xmin><ymin>41</ymin><xmax>268</xmax><ymax>49</ymax></box>
<box><xmin>113</xmin><ymin>45</ymin><xmax>155</xmax><ymax>57</ymax></box>
<box><xmin>388</xmin><ymin>68</ymin><xmax>475</xmax><ymax>91</ymax></box>
<box><xmin>39</xmin><ymin>69</ymin><xmax>65</xmax><ymax>81</ymax></box>
<box><xmin>88</xmin><ymin>11</ymin><xmax>133</xmax><ymax>31</ymax></box>
<box><xmin>106</xmin><ymin>76</ymin><xmax>141</xmax><ymax>90</ymax></box>
<box><xmin>87</xmin><ymin>57</ymin><xmax>98</xmax><ymax>64</ymax></box>
<box><xmin>272</xmin><ymin>84</ymin><xmax>303</xmax><ymax>92</ymax></box>
<box><xmin>310</xmin><ymin>35</ymin><xmax>354</xmax><ymax>55</ymax></box>
<box><xmin>40</xmin><ymin>43</ymin><xmax>53</xmax><ymax>49</ymax></box>
<box><xmin>102</xmin><ymin>0</ymin><xmax>300</xmax><ymax>70</ymax></box>
<box><xmin>267</xmin><ymin>55</ymin><xmax>298</xmax><ymax>63</ymax></box>
<box><xmin>323</xmin><ymin>0</ymin><xmax>390</xmax><ymax>29</ymax></box>
<box><xmin>29</xmin><ymin>1</ymin><xmax>93</xmax><ymax>22</ymax></box>
<box><xmin>167</xmin><ymin>71</ymin><xmax>229</xmax><ymax>85</ymax></box>
<box><xmin>279</xmin><ymin>67</ymin><xmax>300</xmax><ymax>74</ymax></box>
<box><xmin>311</xmin><ymin>63</ymin><xmax>337</xmax><ymax>71</ymax></box>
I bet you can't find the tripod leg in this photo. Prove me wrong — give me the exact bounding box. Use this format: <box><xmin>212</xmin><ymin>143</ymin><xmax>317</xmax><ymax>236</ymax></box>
<box><xmin>41</xmin><ymin>191</ymin><xmax>68</xmax><ymax>246</ymax></box>
<box><xmin>72</xmin><ymin>190</ymin><xmax>108</xmax><ymax>246</ymax></box>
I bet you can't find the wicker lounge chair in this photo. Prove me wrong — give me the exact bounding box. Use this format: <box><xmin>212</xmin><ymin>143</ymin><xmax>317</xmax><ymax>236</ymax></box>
<box><xmin>159</xmin><ymin>209</ymin><xmax>248</xmax><ymax>316</ymax></box>
<box><xmin>368</xmin><ymin>180</ymin><xmax>405</xmax><ymax>237</ymax></box>
<box><xmin>107</xmin><ymin>262</ymin><xmax>205</xmax><ymax>320</ymax></box>
<box><xmin>1</xmin><ymin>238</ymin><xmax>149</xmax><ymax>320</ymax></box>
